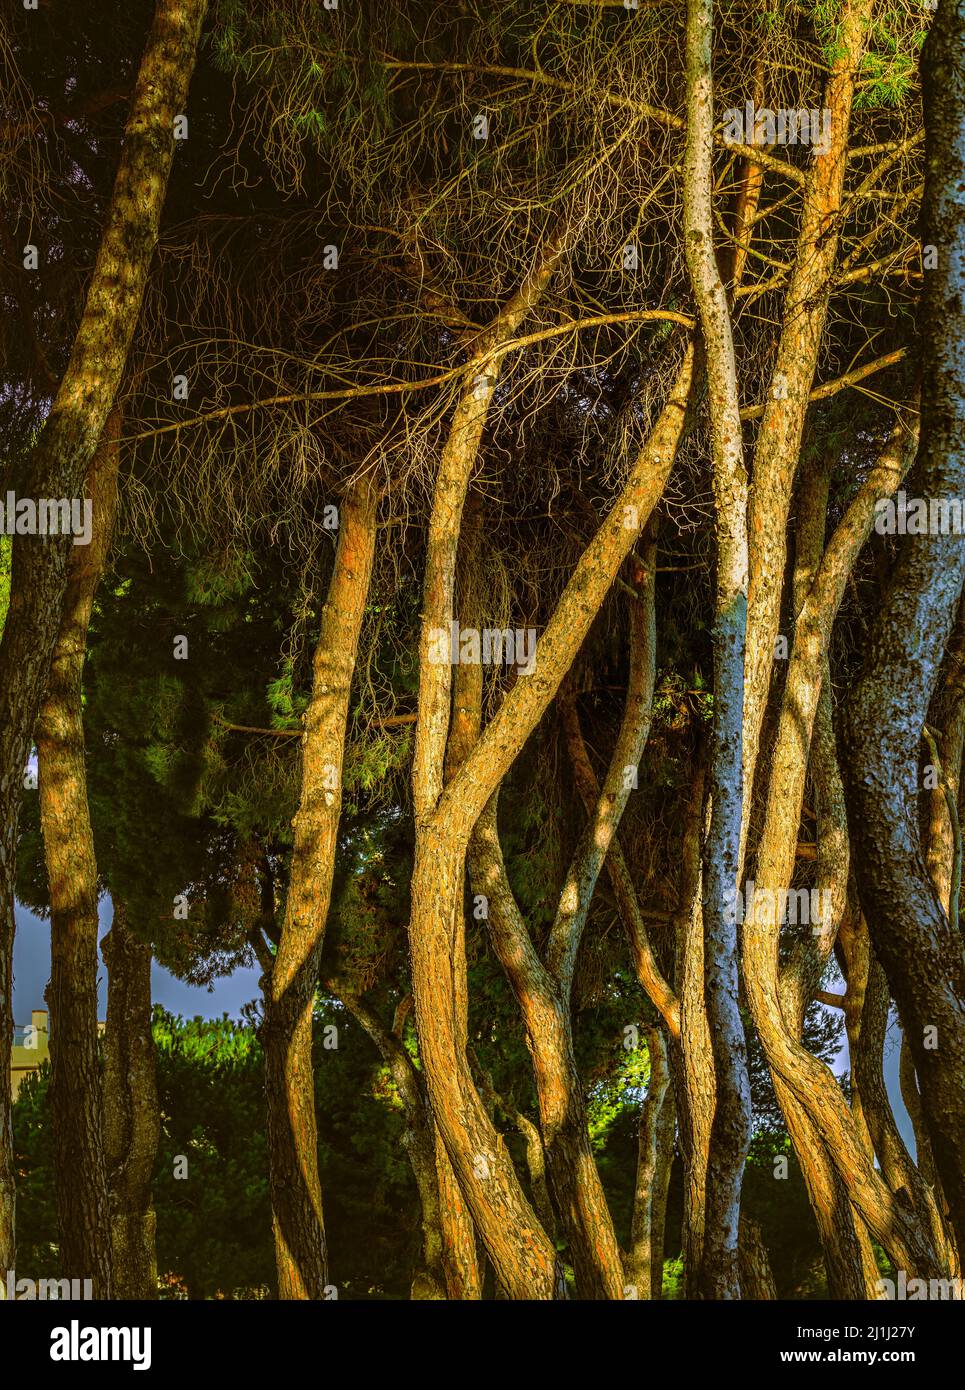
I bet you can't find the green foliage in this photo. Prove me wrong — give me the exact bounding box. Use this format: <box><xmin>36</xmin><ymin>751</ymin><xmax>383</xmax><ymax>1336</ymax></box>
<box><xmin>12</xmin><ymin>1007</ymin><xmax>422</xmax><ymax>1298</ymax></box>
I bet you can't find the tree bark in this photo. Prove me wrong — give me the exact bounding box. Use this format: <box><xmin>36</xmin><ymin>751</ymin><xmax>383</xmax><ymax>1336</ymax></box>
<box><xmin>36</xmin><ymin>410</ymin><xmax>120</xmax><ymax>1297</ymax></box>
<box><xmin>842</xmin><ymin>0</ymin><xmax>965</xmax><ymax>1258</ymax></box>
<box><xmin>741</xmin><ymin>0</ymin><xmax>876</xmax><ymax>856</ymax></box>
<box><xmin>624</xmin><ymin>1026</ymin><xmax>673</xmax><ymax>1299</ymax></box>
<box><xmin>102</xmin><ymin>901</ymin><xmax>160</xmax><ymax>1299</ymax></box>
<box><xmin>0</xmin><ymin>0</ymin><xmax>208</xmax><ymax>1274</ymax></box>
<box><xmin>262</xmin><ymin>477</ymin><xmax>377</xmax><ymax>1298</ymax></box>
<box><xmin>682</xmin><ymin>0</ymin><xmax>752</xmax><ymax>1298</ymax></box>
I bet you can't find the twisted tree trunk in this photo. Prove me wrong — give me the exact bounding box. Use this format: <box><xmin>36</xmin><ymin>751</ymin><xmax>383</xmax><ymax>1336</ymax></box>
<box><xmin>262</xmin><ymin>477</ymin><xmax>377</xmax><ymax>1298</ymax></box>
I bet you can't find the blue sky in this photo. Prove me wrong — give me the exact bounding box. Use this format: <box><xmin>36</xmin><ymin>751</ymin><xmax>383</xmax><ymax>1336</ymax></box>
<box><xmin>13</xmin><ymin>897</ymin><xmax>262</xmax><ymax>1026</ymax></box>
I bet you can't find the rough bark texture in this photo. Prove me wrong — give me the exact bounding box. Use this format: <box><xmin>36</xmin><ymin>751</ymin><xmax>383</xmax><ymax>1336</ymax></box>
<box><xmin>262</xmin><ymin>478</ymin><xmax>377</xmax><ymax>1298</ymax></box>
<box><xmin>667</xmin><ymin>761</ymin><xmax>712</xmax><ymax>1294</ymax></box>
<box><xmin>842</xmin><ymin>0</ymin><xmax>965</xmax><ymax>1259</ymax></box>
<box><xmin>0</xmin><ymin>0</ymin><xmax>208</xmax><ymax>1273</ymax></box>
<box><xmin>102</xmin><ymin>901</ymin><xmax>160</xmax><ymax>1300</ymax></box>
<box><xmin>741</xmin><ymin>0</ymin><xmax>875</xmax><ymax>857</ymax></box>
<box><xmin>682</xmin><ymin>0</ymin><xmax>752</xmax><ymax>1298</ymax></box>
<box><xmin>854</xmin><ymin>953</ymin><xmax>955</xmax><ymax>1272</ymax></box>
<box><xmin>737</xmin><ymin>1215</ymin><xmax>777</xmax><ymax>1300</ymax></box>
<box><xmin>36</xmin><ymin>411</ymin><xmax>120</xmax><ymax>1298</ymax></box>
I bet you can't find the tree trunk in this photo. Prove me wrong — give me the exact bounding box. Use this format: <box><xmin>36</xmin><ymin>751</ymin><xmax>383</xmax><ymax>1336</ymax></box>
<box><xmin>746</xmin><ymin>420</ymin><xmax>917</xmax><ymax>1294</ymax></box>
<box><xmin>667</xmin><ymin>760</ymin><xmax>713</xmax><ymax>1296</ymax></box>
<box><xmin>741</xmin><ymin>0</ymin><xmax>875</xmax><ymax>853</ymax></box>
<box><xmin>0</xmin><ymin>0</ymin><xmax>209</xmax><ymax>1274</ymax></box>
<box><xmin>738</xmin><ymin>1215</ymin><xmax>777</xmax><ymax>1300</ymax></box>
<box><xmin>682</xmin><ymin>0</ymin><xmax>752</xmax><ymax>1298</ymax></box>
<box><xmin>842</xmin><ymin>0</ymin><xmax>965</xmax><ymax>1258</ymax></box>
<box><xmin>102</xmin><ymin>901</ymin><xmax>160</xmax><ymax>1299</ymax></box>
<box><xmin>337</xmin><ymin>993</ymin><xmax>448</xmax><ymax>1299</ymax></box>
<box><xmin>262</xmin><ymin>477</ymin><xmax>377</xmax><ymax>1299</ymax></box>
<box><xmin>36</xmin><ymin>410</ymin><xmax>120</xmax><ymax>1297</ymax></box>
<box><xmin>624</xmin><ymin>1026</ymin><xmax>673</xmax><ymax>1299</ymax></box>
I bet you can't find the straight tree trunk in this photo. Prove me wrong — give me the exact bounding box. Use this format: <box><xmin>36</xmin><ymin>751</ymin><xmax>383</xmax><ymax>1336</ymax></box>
<box><xmin>624</xmin><ymin>1026</ymin><xmax>672</xmax><ymax>1299</ymax></box>
<box><xmin>0</xmin><ymin>0</ymin><xmax>208</xmax><ymax>1273</ymax></box>
<box><xmin>668</xmin><ymin>762</ymin><xmax>713</xmax><ymax>1295</ymax></box>
<box><xmin>102</xmin><ymin>901</ymin><xmax>160</xmax><ymax>1299</ymax></box>
<box><xmin>262</xmin><ymin>477</ymin><xmax>377</xmax><ymax>1299</ymax></box>
<box><xmin>36</xmin><ymin>410</ymin><xmax>120</xmax><ymax>1297</ymax></box>
<box><xmin>682</xmin><ymin>0</ymin><xmax>752</xmax><ymax>1298</ymax></box>
<box><xmin>842</xmin><ymin>0</ymin><xmax>965</xmax><ymax>1258</ymax></box>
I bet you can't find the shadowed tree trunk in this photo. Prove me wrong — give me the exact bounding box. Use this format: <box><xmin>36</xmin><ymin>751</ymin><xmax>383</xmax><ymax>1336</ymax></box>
<box><xmin>36</xmin><ymin>410</ymin><xmax>120</xmax><ymax>1298</ymax></box>
<box><xmin>624</xmin><ymin>1025</ymin><xmax>673</xmax><ymax>1300</ymax></box>
<box><xmin>261</xmin><ymin>477</ymin><xmax>378</xmax><ymax>1299</ymax></box>
<box><xmin>0</xmin><ymin>0</ymin><xmax>209</xmax><ymax>1273</ymax></box>
<box><xmin>842</xmin><ymin>0</ymin><xmax>965</xmax><ymax>1258</ymax></box>
<box><xmin>738</xmin><ymin>1215</ymin><xmax>777</xmax><ymax>1300</ymax></box>
<box><xmin>102</xmin><ymin>900</ymin><xmax>160</xmax><ymax>1299</ymax></box>
<box><xmin>336</xmin><ymin>992</ymin><xmax>447</xmax><ymax>1300</ymax></box>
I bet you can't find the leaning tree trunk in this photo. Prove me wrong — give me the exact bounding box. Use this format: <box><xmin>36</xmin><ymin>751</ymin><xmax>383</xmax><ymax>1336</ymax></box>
<box><xmin>0</xmin><ymin>0</ymin><xmax>209</xmax><ymax>1274</ymax></box>
<box><xmin>102</xmin><ymin>901</ymin><xmax>160</xmax><ymax>1299</ymax></box>
<box><xmin>740</xmin><ymin>0</ymin><xmax>875</xmax><ymax>857</ymax></box>
<box><xmin>36</xmin><ymin>410</ymin><xmax>120</xmax><ymax>1298</ymax></box>
<box><xmin>842</xmin><ymin>0</ymin><xmax>965</xmax><ymax>1258</ymax></box>
<box><xmin>262</xmin><ymin>478</ymin><xmax>377</xmax><ymax>1299</ymax></box>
